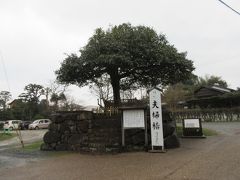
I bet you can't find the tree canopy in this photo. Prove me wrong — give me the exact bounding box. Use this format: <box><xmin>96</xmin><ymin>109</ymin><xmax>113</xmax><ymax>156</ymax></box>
<box><xmin>0</xmin><ymin>91</ymin><xmax>11</xmax><ymax>110</ymax></box>
<box><xmin>56</xmin><ymin>23</ymin><xmax>194</xmax><ymax>105</ymax></box>
<box><xmin>196</xmin><ymin>75</ymin><xmax>228</xmax><ymax>88</ymax></box>
<box><xmin>19</xmin><ymin>84</ymin><xmax>45</xmax><ymax>103</ymax></box>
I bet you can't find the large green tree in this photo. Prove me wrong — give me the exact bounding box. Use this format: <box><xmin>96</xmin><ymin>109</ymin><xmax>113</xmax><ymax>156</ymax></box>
<box><xmin>56</xmin><ymin>23</ymin><xmax>194</xmax><ymax>105</ymax></box>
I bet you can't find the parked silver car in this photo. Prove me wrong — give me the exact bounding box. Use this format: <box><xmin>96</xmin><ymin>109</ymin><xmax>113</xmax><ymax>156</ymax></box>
<box><xmin>29</xmin><ymin>119</ymin><xmax>51</xmax><ymax>130</ymax></box>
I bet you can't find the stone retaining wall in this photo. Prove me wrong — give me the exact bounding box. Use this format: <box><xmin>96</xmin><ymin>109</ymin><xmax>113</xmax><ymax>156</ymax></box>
<box><xmin>41</xmin><ymin>109</ymin><xmax>180</xmax><ymax>153</ymax></box>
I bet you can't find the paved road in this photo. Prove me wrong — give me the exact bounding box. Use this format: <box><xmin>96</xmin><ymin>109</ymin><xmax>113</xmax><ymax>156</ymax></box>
<box><xmin>0</xmin><ymin>123</ymin><xmax>240</xmax><ymax>180</ymax></box>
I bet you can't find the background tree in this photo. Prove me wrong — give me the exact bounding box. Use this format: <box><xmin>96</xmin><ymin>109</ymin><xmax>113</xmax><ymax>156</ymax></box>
<box><xmin>56</xmin><ymin>23</ymin><xmax>194</xmax><ymax>105</ymax></box>
<box><xmin>44</xmin><ymin>87</ymin><xmax>51</xmax><ymax>108</ymax></box>
<box><xmin>47</xmin><ymin>80</ymin><xmax>67</xmax><ymax>96</ymax></box>
<box><xmin>196</xmin><ymin>75</ymin><xmax>228</xmax><ymax>88</ymax></box>
<box><xmin>19</xmin><ymin>84</ymin><xmax>45</xmax><ymax>103</ymax></box>
<box><xmin>46</xmin><ymin>80</ymin><xmax>67</xmax><ymax>110</ymax></box>
<box><xmin>0</xmin><ymin>91</ymin><xmax>11</xmax><ymax>110</ymax></box>
<box><xmin>89</xmin><ymin>74</ymin><xmax>112</xmax><ymax>107</ymax></box>
<box><xmin>163</xmin><ymin>74</ymin><xmax>230</xmax><ymax>110</ymax></box>
<box><xmin>18</xmin><ymin>84</ymin><xmax>45</xmax><ymax>120</ymax></box>
<box><xmin>0</xmin><ymin>91</ymin><xmax>13</xmax><ymax>121</ymax></box>
<box><xmin>50</xmin><ymin>92</ymin><xmax>66</xmax><ymax>110</ymax></box>
<box><xmin>37</xmin><ymin>99</ymin><xmax>49</xmax><ymax>118</ymax></box>
<box><xmin>60</xmin><ymin>95</ymin><xmax>84</xmax><ymax>111</ymax></box>
<box><xmin>45</xmin><ymin>80</ymin><xmax>66</xmax><ymax>107</ymax></box>
<box><xmin>163</xmin><ymin>83</ymin><xmax>188</xmax><ymax>111</ymax></box>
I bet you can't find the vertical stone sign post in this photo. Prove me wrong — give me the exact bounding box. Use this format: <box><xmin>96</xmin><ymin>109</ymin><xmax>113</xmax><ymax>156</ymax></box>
<box><xmin>149</xmin><ymin>87</ymin><xmax>165</xmax><ymax>152</ymax></box>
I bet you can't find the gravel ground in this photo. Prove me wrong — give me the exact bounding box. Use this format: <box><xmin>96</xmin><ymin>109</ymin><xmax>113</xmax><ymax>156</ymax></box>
<box><xmin>0</xmin><ymin>130</ymin><xmax>48</xmax><ymax>169</ymax></box>
<box><xmin>0</xmin><ymin>123</ymin><xmax>240</xmax><ymax>180</ymax></box>
<box><xmin>202</xmin><ymin>122</ymin><xmax>240</xmax><ymax>136</ymax></box>
<box><xmin>0</xmin><ymin>129</ymin><xmax>47</xmax><ymax>149</ymax></box>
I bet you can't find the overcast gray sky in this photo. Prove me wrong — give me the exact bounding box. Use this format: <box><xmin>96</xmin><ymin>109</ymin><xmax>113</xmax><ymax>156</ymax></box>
<box><xmin>0</xmin><ymin>0</ymin><xmax>240</xmax><ymax>105</ymax></box>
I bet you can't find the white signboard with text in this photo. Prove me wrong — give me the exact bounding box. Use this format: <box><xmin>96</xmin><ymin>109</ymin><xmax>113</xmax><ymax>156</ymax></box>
<box><xmin>149</xmin><ymin>88</ymin><xmax>164</xmax><ymax>147</ymax></box>
<box><xmin>184</xmin><ymin>119</ymin><xmax>200</xmax><ymax>128</ymax></box>
<box><xmin>123</xmin><ymin>109</ymin><xmax>145</xmax><ymax>128</ymax></box>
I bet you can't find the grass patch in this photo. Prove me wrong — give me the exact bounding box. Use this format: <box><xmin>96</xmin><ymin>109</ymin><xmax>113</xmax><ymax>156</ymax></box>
<box><xmin>176</xmin><ymin>126</ymin><xmax>183</xmax><ymax>136</ymax></box>
<box><xmin>22</xmin><ymin>141</ymin><xmax>71</xmax><ymax>157</ymax></box>
<box><xmin>202</xmin><ymin>128</ymin><xmax>218</xmax><ymax>136</ymax></box>
<box><xmin>0</xmin><ymin>132</ymin><xmax>17</xmax><ymax>141</ymax></box>
<box><xmin>23</xmin><ymin>141</ymin><xmax>43</xmax><ymax>151</ymax></box>
<box><xmin>47</xmin><ymin>151</ymin><xmax>72</xmax><ymax>157</ymax></box>
<box><xmin>19</xmin><ymin>141</ymin><xmax>71</xmax><ymax>158</ymax></box>
<box><xmin>176</xmin><ymin>126</ymin><xmax>218</xmax><ymax>136</ymax></box>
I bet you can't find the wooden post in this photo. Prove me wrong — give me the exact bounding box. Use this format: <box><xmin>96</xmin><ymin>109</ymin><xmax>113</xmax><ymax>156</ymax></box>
<box><xmin>144</xmin><ymin>109</ymin><xmax>148</xmax><ymax>148</ymax></box>
<box><xmin>121</xmin><ymin>111</ymin><xmax>125</xmax><ymax>146</ymax></box>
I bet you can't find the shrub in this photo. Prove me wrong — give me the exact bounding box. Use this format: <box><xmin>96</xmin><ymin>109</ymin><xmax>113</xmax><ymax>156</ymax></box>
<box><xmin>33</xmin><ymin>114</ymin><xmax>45</xmax><ymax>120</ymax></box>
<box><xmin>0</xmin><ymin>122</ymin><xmax>3</xmax><ymax>130</ymax></box>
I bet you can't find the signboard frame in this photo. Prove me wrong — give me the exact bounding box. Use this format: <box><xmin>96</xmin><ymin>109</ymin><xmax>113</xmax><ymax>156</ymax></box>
<box><xmin>182</xmin><ymin>118</ymin><xmax>206</xmax><ymax>138</ymax></box>
<box><xmin>120</xmin><ymin>106</ymin><xmax>148</xmax><ymax>148</ymax></box>
<box><xmin>123</xmin><ymin>109</ymin><xmax>145</xmax><ymax>129</ymax></box>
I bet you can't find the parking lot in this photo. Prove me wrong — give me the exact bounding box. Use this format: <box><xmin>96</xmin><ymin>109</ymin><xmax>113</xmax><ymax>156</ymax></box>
<box><xmin>0</xmin><ymin>122</ymin><xmax>240</xmax><ymax>180</ymax></box>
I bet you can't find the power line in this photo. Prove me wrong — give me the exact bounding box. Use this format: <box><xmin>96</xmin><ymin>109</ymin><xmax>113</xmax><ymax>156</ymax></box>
<box><xmin>218</xmin><ymin>0</ymin><xmax>240</xmax><ymax>16</ymax></box>
<box><xmin>0</xmin><ymin>50</ymin><xmax>11</xmax><ymax>92</ymax></box>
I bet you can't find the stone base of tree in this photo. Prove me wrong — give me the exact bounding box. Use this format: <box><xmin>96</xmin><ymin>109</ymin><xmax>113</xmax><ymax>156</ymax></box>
<box><xmin>41</xmin><ymin>110</ymin><xmax>180</xmax><ymax>153</ymax></box>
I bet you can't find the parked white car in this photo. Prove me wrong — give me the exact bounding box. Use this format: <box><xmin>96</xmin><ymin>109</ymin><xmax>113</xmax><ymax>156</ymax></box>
<box><xmin>3</xmin><ymin>120</ymin><xmax>22</xmax><ymax>130</ymax></box>
<box><xmin>29</xmin><ymin>119</ymin><xmax>51</xmax><ymax>130</ymax></box>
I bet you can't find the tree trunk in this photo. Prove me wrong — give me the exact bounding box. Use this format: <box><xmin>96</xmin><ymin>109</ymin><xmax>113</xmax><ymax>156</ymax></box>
<box><xmin>110</xmin><ymin>74</ymin><xmax>121</xmax><ymax>106</ymax></box>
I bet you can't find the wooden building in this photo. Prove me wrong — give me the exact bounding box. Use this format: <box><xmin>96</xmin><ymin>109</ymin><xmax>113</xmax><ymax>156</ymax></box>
<box><xmin>187</xmin><ymin>86</ymin><xmax>237</xmax><ymax>108</ymax></box>
<box><xmin>194</xmin><ymin>86</ymin><xmax>235</xmax><ymax>99</ymax></box>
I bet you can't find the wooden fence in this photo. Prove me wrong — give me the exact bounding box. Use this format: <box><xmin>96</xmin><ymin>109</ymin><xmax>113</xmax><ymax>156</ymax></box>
<box><xmin>95</xmin><ymin>106</ymin><xmax>240</xmax><ymax>123</ymax></box>
<box><xmin>95</xmin><ymin>107</ymin><xmax>120</xmax><ymax>117</ymax></box>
